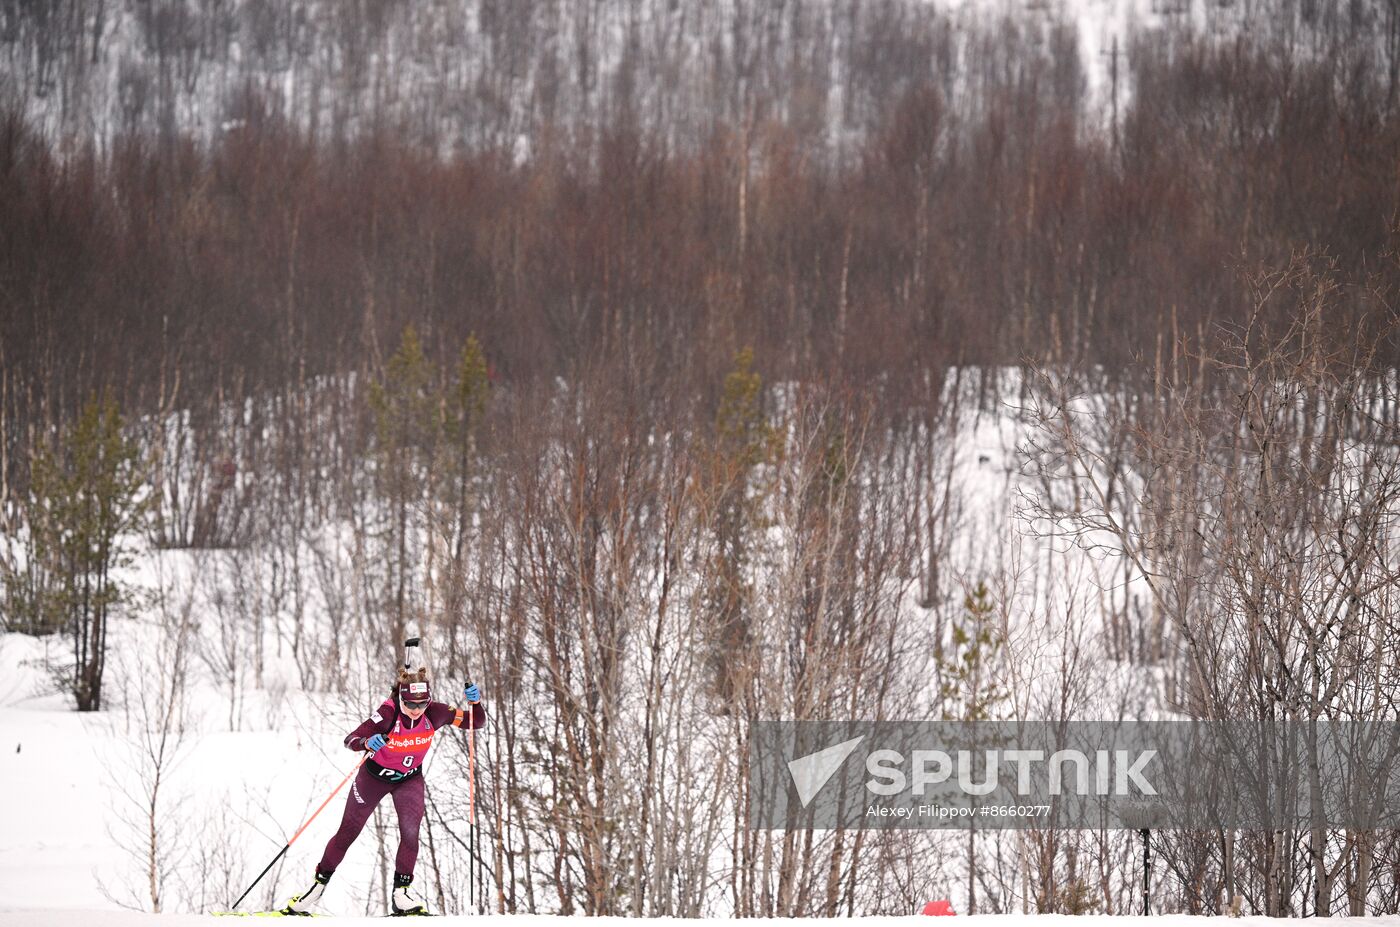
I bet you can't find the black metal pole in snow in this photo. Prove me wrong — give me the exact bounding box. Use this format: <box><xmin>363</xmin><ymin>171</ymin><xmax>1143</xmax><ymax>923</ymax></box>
<box><xmin>1141</xmin><ymin>827</ymin><xmax>1151</xmax><ymax>916</ymax></box>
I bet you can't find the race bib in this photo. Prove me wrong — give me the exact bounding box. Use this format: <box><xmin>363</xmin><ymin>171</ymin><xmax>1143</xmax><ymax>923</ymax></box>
<box><xmin>372</xmin><ymin>717</ymin><xmax>436</xmax><ymax>771</ymax></box>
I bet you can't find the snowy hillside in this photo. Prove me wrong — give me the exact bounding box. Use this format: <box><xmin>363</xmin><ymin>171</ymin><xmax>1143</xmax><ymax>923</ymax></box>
<box><xmin>0</xmin><ymin>0</ymin><xmax>1315</xmax><ymax>152</ymax></box>
<box><xmin>0</xmin><ymin>382</ymin><xmax>1144</xmax><ymax>919</ymax></box>
<box><xmin>7</xmin><ymin>353</ymin><xmax>1399</xmax><ymax>917</ymax></box>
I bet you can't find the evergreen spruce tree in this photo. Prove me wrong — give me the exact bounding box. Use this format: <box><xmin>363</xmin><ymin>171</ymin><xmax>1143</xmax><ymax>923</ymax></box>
<box><xmin>938</xmin><ymin>581</ymin><xmax>1008</xmax><ymax>721</ymax></box>
<box><xmin>440</xmin><ymin>334</ymin><xmax>492</xmax><ymax>632</ymax></box>
<box><xmin>937</xmin><ymin>580</ymin><xmax>1007</xmax><ymax>915</ymax></box>
<box><xmin>368</xmin><ymin>324</ymin><xmax>443</xmax><ymax>641</ymax></box>
<box><xmin>706</xmin><ymin>347</ymin><xmax>780</xmax><ymax>706</ymax></box>
<box><xmin>13</xmin><ymin>395</ymin><xmax>147</xmax><ymax>710</ymax></box>
<box><xmin>446</xmin><ymin>333</ymin><xmax>491</xmax><ymax>539</ymax></box>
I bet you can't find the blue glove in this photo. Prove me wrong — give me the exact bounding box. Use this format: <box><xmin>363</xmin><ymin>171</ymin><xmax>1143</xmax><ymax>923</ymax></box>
<box><xmin>463</xmin><ymin>684</ymin><xmax>481</xmax><ymax>704</ymax></box>
<box><xmin>366</xmin><ymin>733</ymin><xmax>388</xmax><ymax>752</ymax></box>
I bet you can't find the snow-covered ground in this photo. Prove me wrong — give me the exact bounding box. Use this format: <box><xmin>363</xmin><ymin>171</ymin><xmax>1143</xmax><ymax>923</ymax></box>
<box><xmin>5</xmin><ymin>916</ymin><xmax>1400</xmax><ymax>927</ymax></box>
<box><xmin>0</xmin><ymin>632</ymin><xmax>452</xmax><ymax>919</ymax></box>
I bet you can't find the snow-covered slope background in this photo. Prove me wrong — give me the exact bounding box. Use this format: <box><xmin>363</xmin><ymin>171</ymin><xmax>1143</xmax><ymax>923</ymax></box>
<box><xmin>0</xmin><ymin>0</ymin><xmax>1342</xmax><ymax>156</ymax></box>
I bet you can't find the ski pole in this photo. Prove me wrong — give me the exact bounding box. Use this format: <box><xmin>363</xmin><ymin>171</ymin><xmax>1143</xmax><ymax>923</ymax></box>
<box><xmin>467</xmin><ymin>675</ymin><xmax>478</xmax><ymax>914</ymax></box>
<box><xmin>230</xmin><ymin>753</ymin><xmax>369</xmax><ymax>911</ymax></box>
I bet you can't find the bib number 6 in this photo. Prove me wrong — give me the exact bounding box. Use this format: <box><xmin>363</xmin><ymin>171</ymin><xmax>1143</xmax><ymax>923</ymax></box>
<box><xmin>403</xmin><ymin>755</ymin><xmax>415</xmax><ymax>768</ymax></box>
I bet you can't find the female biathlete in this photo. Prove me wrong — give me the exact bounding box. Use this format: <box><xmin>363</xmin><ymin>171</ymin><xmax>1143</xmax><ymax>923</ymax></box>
<box><xmin>284</xmin><ymin>669</ymin><xmax>486</xmax><ymax>916</ymax></box>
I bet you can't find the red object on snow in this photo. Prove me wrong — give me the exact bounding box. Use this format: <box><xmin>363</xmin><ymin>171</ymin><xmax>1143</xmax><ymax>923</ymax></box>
<box><xmin>921</xmin><ymin>900</ymin><xmax>957</xmax><ymax>916</ymax></box>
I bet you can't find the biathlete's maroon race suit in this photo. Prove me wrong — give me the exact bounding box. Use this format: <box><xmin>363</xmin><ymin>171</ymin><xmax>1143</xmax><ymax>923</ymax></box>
<box><xmin>317</xmin><ymin>695</ymin><xmax>486</xmax><ymax>876</ymax></box>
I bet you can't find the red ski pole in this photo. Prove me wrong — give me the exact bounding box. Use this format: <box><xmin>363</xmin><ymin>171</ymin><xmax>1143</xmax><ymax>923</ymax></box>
<box><xmin>467</xmin><ymin>678</ymin><xmax>478</xmax><ymax>913</ymax></box>
<box><xmin>229</xmin><ymin>753</ymin><xmax>369</xmax><ymax>911</ymax></box>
